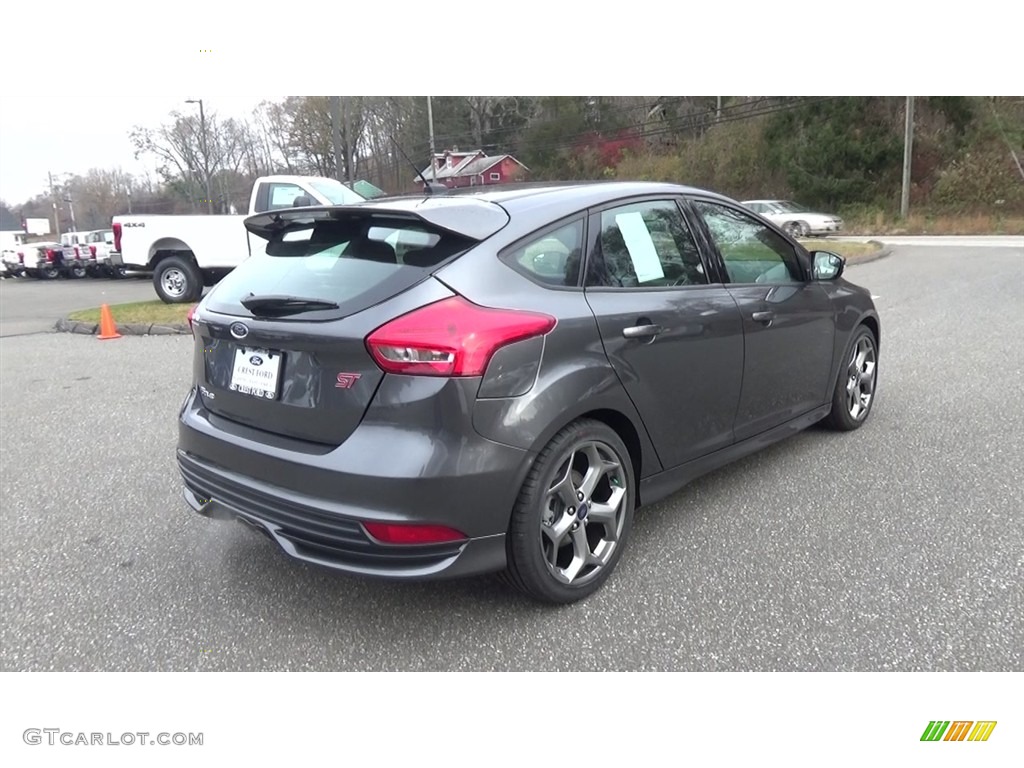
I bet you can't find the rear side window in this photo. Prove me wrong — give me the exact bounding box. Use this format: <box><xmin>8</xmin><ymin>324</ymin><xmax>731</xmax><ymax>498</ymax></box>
<box><xmin>587</xmin><ymin>200</ymin><xmax>707</xmax><ymax>288</ymax></box>
<box><xmin>205</xmin><ymin>216</ymin><xmax>476</xmax><ymax>319</ymax></box>
<box><xmin>501</xmin><ymin>219</ymin><xmax>584</xmax><ymax>287</ymax></box>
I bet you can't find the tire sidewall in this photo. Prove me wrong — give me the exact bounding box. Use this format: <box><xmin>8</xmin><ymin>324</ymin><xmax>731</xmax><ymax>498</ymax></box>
<box><xmin>507</xmin><ymin>419</ymin><xmax>636</xmax><ymax>604</ymax></box>
<box><xmin>154</xmin><ymin>256</ymin><xmax>201</xmax><ymax>303</ymax></box>
<box><xmin>831</xmin><ymin>326</ymin><xmax>878</xmax><ymax>430</ymax></box>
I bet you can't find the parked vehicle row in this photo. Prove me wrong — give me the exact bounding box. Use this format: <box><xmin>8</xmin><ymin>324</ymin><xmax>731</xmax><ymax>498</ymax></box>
<box><xmin>112</xmin><ymin>175</ymin><xmax>366</xmax><ymax>304</ymax></box>
<box><xmin>2</xmin><ymin>229</ymin><xmax>128</xmax><ymax>280</ymax></box>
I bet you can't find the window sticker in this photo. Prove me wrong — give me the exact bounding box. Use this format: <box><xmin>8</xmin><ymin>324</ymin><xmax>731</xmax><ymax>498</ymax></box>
<box><xmin>614</xmin><ymin>211</ymin><xmax>665</xmax><ymax>283</ymax></box>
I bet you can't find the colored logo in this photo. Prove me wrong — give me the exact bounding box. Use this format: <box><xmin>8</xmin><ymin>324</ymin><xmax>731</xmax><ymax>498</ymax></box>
<box><xmin>335</xmin><ymin>373</ymin><xmax>362</xmax><ymax>389</ymax></box>
<box><xmin>920</xmin><ymin>721</ymin><xmax>997</xmax><ymax>742</ymax></box>
<box><xmin>249</xmin><ymin>355</ymin><xmax>263</xmax><ymax>366</ymax></box>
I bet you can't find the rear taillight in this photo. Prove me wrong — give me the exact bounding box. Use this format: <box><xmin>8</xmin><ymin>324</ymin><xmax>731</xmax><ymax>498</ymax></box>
<box><xmin>74</xmin><ymin>246</ymin><xmax>80</xmax><ymax>259</ymax></box>
<box><xmin>187</xmin><ymin>304</ymin><xmax>198</xmax><ymax>336</ymax></box>
<box><xmin>89</xmin><ymin>245</ymin><xmax>97</xmax><ymax>258</ymax></box>
<box><xmin>17</xmin><ymin>252</ymin><xmax>24</xmax><ymax>263</ymax></box>
<box><xmin>363</xmin><ymin>521</ymin><xmax>467</xmax><ymax>545</ymax></box>
<box><xmin>366</xmin><ymin>296</ymin><xmax>556</xmax><ymax>377</ymax></box>
<box><xmin>45</xmin><ymin>249</ymin><xmax>55</xmax><ymax>262</ymax></box>
<box><xmin>112</xmin><ymin>222</ymin><xmax>122</xmax><ymax>252</ymax></box>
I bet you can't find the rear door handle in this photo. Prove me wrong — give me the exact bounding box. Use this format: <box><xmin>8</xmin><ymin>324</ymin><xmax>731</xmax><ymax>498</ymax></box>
<box><xmin>751</xmin><ymin>311</ymin><xmax>775</xmax><ymax>325</ymax></box>
<box><xmin>622</xmin><ymin>324</ymin><xmax>664</xmax><ymax>339</ymax></box>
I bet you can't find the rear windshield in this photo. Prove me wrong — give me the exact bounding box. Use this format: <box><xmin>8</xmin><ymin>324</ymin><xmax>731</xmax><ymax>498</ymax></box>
<box><xmin>204</xmin><ymin>215</ymin><xmax>476</xmax><ymax>320</ymax></box>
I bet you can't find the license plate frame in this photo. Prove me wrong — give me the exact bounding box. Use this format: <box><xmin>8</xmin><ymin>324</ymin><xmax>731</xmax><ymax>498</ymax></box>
<box><xmin>229</xmin><ymin>347</ymin><xmax>283</xmax><ymax>400</ymax></box>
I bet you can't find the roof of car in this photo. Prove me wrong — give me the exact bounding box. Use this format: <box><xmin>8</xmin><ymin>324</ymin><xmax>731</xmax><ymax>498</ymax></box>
<box><xmin>245</xmin><ymin>181</ymin><xmax>740</xmax><ymax>244</ymax></box>
<box><xmin>371</xmin><ymin>181</ymin><xmax>734</xmax><ymax>220</ymax></box>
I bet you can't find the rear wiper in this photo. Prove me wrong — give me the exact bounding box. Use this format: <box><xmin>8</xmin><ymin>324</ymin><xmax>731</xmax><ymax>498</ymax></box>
<box><xmin>241</xmin><ymin>294</ymin><xmax>340</xmax><ymax>316</ymax></box>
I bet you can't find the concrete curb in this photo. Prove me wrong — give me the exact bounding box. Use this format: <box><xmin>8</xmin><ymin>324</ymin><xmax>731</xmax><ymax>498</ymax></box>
<box><xmin>55</xmin><ymin>317</ymin><xmax>190</xmax><ymax>336</ymax></box>
<box><xmin>844</xmin><ymin>241</ymin><xmax>891</xmax><ymax>266</ymax></box>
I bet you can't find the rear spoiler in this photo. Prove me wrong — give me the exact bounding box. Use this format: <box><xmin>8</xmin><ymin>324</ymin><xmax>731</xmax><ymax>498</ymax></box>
<box><xmin>244</xmin><ymin>198</ymin><xmax>511</xmax><ymax>243</ymax></box>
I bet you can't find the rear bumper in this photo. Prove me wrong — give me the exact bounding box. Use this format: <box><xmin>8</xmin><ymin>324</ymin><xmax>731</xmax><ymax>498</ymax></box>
<box><xmin>177</xmin><ymin>386</ymin><xmax>530</xmax><ymax>580</ymax></box>
<box><xmin>178</xmin><ymin>452</ymin><xmax>507</xmax><ymax>579</ymax></box>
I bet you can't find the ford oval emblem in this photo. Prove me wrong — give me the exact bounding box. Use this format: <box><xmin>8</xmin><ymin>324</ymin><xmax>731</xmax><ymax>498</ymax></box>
<box><xmin>249</xmin><ymin>355</ymin><xmax>263</xmax><ymax>366</ymax></box>
<box><xmin>230</xmin><ymin>322</ymin><xmax>249</xmax><ymax>339</ymax></box>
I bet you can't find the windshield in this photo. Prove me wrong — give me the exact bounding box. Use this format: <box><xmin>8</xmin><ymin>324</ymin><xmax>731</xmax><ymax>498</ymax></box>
<box><xmin>205</xmin><ymin>214</ymin><xmax>475</xmax><ymax>320</ymax></box>
<box><xmin>308</xmin><ymin>179</ymin><xmax>367</xmax><ymax>205</ymax></box>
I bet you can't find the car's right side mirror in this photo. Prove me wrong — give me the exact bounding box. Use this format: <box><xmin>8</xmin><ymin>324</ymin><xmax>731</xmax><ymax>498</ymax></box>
<box><xmin>811</xmin><ymin>250</ymin><xmax>845</xmax><ymax>281</ymax></box>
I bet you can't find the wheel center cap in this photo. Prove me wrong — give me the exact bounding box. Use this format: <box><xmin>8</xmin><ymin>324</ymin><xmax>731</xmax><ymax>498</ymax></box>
<box><xmin>576</xmin><ymin>501</ymin><xmax>589</xmax><ymax>521</ymax></box>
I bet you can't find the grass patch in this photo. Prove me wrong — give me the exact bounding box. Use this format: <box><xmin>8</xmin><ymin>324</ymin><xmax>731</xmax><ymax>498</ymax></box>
<box><xmin>798</xmin><ymin>240</ymin><xmax>883</xmax><ymax>262</ymax></box>
<box><xmin>67</xmin><ymin>300</ymin><xmax>191</xmax><ymax>325</ymax></box>
<box><xmin>842</xmin><ymin>211</ymin><xmax>1024</xmax><ymax>236</ymax></box>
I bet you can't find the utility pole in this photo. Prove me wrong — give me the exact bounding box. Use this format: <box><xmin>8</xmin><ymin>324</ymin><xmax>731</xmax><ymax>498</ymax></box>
<box><xmin>186</xmin><ymin>99</ymin><xmax>213</xmax><ymax>214</ymax></box>
<box><xmin>330</xmin><ymin>96</ymin><xmax>343</xmax><ymax>183</ymax></box>
<box><xmin>427</xmin><ymin>96</ymin><xmax>437</xmax><ymax>182</ymax></box>
<box><xmin>48</xmin><ymin>172</ymin><xmax>61</xmax><ymax>236</ymax></box>
<box><xmin>342</xmin><ymin>96</ymin><xmax>354</xmax><ymax>185</ymax></box>
<box><xmin>64</xmin><ymin>194</ymin><xmax>77</xmax><ymax>232</ymax></box>
<box><xmin>901</xmin><ymin>96</ymin><xmax>915</xmax><ymax>219</ymax></box>
<box><xmin>716</xmin><ymin>96</ymin><xmax>722</xmax><ymax>120</ymax></box>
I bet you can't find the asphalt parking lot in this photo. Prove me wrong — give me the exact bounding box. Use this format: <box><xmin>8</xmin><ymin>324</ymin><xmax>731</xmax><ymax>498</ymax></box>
<box><xmin>1</xmin><ymin>240</ymin><xmax>1022</xmax><ymax>671</ymax></box>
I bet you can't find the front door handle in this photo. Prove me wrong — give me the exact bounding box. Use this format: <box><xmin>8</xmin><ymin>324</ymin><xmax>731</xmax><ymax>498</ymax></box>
<box><xmin>622</xmin><ymin>324</ymin><xmax>664</xmax><ymax>339</ymax></box>
<box><xmin>751</xmin><ymin>311</ymin><xmax>775</xmax><ymax>325</ymax></box>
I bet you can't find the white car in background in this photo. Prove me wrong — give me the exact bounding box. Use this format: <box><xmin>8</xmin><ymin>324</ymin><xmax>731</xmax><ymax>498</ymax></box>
<box><xmin>741</xmin><ymin>199</ymin><xmax>844</xmax><ymax>238</ymax></box>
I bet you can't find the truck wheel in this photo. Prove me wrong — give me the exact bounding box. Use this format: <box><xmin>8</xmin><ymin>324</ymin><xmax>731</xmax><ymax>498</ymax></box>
<box><xmin>69</xmin><ymin>263</ymin><xmax>87</xmax><ymax>279</ymax></box>
<box><xmin>154</xmin><ymin>256</ymin><xmax>202</xmax><ymax>303</ymax></box>
<box><xmin>40</xmin><ymin>266</ymin><xmax>60</xmax><ymax>280</ymax></box>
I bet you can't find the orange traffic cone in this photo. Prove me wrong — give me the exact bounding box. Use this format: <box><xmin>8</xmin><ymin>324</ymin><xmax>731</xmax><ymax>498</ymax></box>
<box><xmin>98</xmin><ymin>304</ymin><xmax>121</xmax><ymax>340</ymax></box>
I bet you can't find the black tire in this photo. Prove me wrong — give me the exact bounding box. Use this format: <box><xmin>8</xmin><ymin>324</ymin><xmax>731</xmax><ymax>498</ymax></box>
<box><xmin>785</xmin><ymin>221</ymin><xmax>806</xmax><ymax>238</ymax></box>
<box><xmin>503</xmin><ymin>418</ymin><xmax>636</xmax><ymax>604</ymax></box>
<box><xmin>68</xmin><ymin>263</ymin><xmax>87</xmax><ymax>279</ymax></box>
<box><xmin>39</xmin><ymin>266</ymin><xmax>60</xmax><ymax>280</ymax></box>
<box><xmin>153</xmin><ymin>255</ymin><xmax>202</xmax><ymax>303</ymax></box>
<box><xmin>822</xmin><ymin>325</ymin><xmax>879</xmax><ymax>431</ymax></box>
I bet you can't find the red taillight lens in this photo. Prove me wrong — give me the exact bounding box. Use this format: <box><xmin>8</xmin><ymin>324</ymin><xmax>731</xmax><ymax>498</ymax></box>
<box><xmin>363</xmin><ymin>522</ymin><xmax>467</xmax><ymax>545</ymax></box>
<box><xmin>366</xmin><ymin>296</ymin><xmax>556</xmax><ymax>377</ymax></box>
<box><xmin>45</xmin><ymin>249</ymin><xmax>55</xmax><ymax>262</ymax></box>
<box><xmin>186</xmin><ymin>304</ymin><xmax>198</xmax><ymax>335</ymax></box>
<box><xmin>89</xmin><ymin>245</ymin><xmax>97</xmax><ymax>257</ymax></box>
<box><xmin>74</xmin><ymin>246</ymin><xmax>80</xmax><ymax>259</ymax></box>
<box><xmin>17</xmin><ymin>252</ymin><xmax>24</xmax><ymax>263</ymax></box>
<box><xmin>112</xmin><ymin>222</ymin><xmax>122</xmax><ymax>252</ymax></box>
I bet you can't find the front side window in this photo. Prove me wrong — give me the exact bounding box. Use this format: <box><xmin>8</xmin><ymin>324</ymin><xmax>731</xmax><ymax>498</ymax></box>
<box><xmin>692</xmin><ymin>200</ymin><xmax>803</xmax><ymax>284</ymax></box>
<box><xmin>587</xmin><ymin>200</ymin><xmax>707</xmax><ymax>288</ymax></box>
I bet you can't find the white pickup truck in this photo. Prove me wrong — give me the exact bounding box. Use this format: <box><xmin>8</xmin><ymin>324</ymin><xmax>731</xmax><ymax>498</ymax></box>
<box><xmin>111</xmin><ymin>175</ymin><xmax>365</xmax><ymax>303</ymax></box>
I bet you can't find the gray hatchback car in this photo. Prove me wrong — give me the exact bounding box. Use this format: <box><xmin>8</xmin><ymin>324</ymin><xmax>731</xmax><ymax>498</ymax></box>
<box><xmin>178</xmin><ymin>181</ymin><xmax>880</xmax><ymax>604</ymax></box>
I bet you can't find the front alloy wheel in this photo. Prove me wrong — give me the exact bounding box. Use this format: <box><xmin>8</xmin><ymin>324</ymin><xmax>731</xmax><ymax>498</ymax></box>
<box><xmin>504</xmin><ymin>419</ymin><xmax>635</xmax><ymax>603</ymax></box>
<box><xmin>823</xmin><ymin>325</ymin><xmax>878</xmax><ymax>431</ymax></box>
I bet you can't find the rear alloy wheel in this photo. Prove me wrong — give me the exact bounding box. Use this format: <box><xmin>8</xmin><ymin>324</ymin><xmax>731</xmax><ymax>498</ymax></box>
<box><xmin>504</xmin><ymin>419</ymin><xmax>635</xmax><ymax>604</ymax></box>
<box><xmin>823</xmin><ymin>326</ymin><xmax>878</xmax><ymax>431</ymax></box>
<box><xmin>40</xmin><ymin>265</ymin><xmax>60</xmax><ymax>280</ymax></box>
<box><xmin>785</xmin><ymin>221</ymin><xmax>806</xmax><ymax>238</ymax></box>
<box><xmin>154</xmin><ymin>256</ymin><xmax>202</xmax><ymax>303</ymax></box>
<box><xmin>69</xmin><ymin>263</ymin><xmax>87</xmax><ymax>279</ymax></box>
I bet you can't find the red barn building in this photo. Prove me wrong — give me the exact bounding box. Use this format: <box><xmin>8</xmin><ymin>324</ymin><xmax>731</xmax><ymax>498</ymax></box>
<box><xmin>415</xmin><ymin>149</ymin><xmax>529</xmax><ymax>190</ymax></box>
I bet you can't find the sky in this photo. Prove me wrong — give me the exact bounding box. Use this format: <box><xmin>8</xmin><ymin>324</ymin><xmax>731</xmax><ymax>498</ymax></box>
<box><xmin>0</xmin><ymin>97</ymin><xmax>278</xmax><ymax>204</ymax></box>
<box><xmin>0</xmin><ymin>4</ymin><xmax>1016</xmax><ymax>207</ymax></box>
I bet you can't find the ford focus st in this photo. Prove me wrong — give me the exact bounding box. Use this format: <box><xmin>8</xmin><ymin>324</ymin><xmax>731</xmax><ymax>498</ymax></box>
<box><xmin>177</xmin><ymin>182</ymin><xmax>880</xmax><ymax>604</ymax></box>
